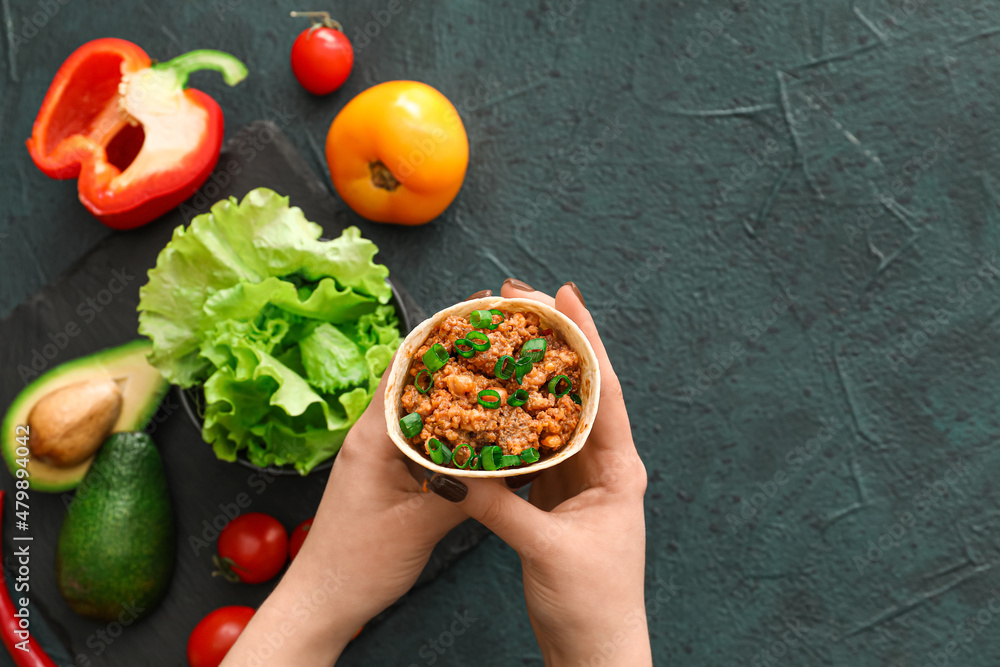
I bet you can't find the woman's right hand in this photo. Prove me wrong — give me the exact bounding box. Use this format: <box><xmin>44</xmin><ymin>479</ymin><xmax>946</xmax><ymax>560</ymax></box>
<box><xmin>427</xmin><ymin>280</ymin><xmax>652</xmax><ymax>667</ymax></box>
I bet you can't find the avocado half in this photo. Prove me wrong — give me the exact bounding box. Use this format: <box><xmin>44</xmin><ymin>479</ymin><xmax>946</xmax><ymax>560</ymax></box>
<box><xmin>2</xmin><ymin>340</ymin><xmax>169</xmax><ymax>492</ymax></box>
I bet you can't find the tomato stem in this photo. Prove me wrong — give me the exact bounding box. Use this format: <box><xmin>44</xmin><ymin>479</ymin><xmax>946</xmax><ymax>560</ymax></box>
<box><xmin>212</xmin><ymin>554</ymin><xmax>245</xmax><ymax>583</ymax></box>
<box><xmin>289</xmin><ymin>10</ymin><xmax>343</xmax><ymax>31</ymax></box>
<box><xmin>370</xmin><ymin>160</ymin><xmax>401</xmax><ymax>191</ymax></box>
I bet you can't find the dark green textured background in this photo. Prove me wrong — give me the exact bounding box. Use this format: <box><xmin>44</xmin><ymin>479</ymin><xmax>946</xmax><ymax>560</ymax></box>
<box><xmin>3</xmin><ymin>0</ymin><xmax>1000</xmax><ymax>665</ymax></box>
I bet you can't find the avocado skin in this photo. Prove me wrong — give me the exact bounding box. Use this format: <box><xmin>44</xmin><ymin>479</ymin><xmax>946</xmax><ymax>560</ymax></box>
<box><xmin>56</xmin><ymin>432</ymin><xmax>174</xmax><ymax>622</ymax></box>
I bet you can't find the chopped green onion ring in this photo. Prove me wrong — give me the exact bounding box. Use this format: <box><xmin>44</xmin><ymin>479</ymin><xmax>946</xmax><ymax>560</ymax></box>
<box><xmin>520</xmin><ymin>338</ymin><xmax>547</xmax><ymax>363</ymax></box>
<box><xmin>548</xmin><ymin>375</ymin><xmax>572</xmax><ymax>398</ymax></box>
<box><xmin>507</xmin><ymin>388</ymin><xmax>529</xmax><ymax>407</ymax></box>
<box><xmin>469</xmin><ymin>309</ymin><xmax>493</xmax><ymax>328</ymax></box>
<box><xmin>466</xmin><ymin>331</ymin><xmax>491</xmax><ymax>351</ymax></box>
<box><xmin>454</xmin><ymin>338</ymin><xmax>475</xmax><ymax>358</ymax></box>
<box><xmin>478</xmin><ymin>389</ymin><xmax>501</xmax><ymax>409</ymax></box>
<box><xmin>520</xmin><ymin>447</ymin><xmax>540</xmax><ymax>464</ymax></box>
<box><xmin>399</xmin><ymin>412</ymin><xmax>423</xmax><ymax>438</ymax></box>
<box><xmin>480</xmin><ymin>445</ymin><xmax>504</xmax><ymax>471</ymax></box>
<box><xmin>470</xmin><ymin>454</ymin><xmax>482</xmax><ymax>470</ymax></box>
<box><xmin>495</xmin><ymin>355</ymin><xmax>516</xmax><ymax>380</ymax></box>
<box><xmin>570</xmin><ymin>393</ymin><xmax>582</xmax><ymax>405</ymax></box>
<box><xmin>453</xmin><ymin>443</ymin><xmax>475</xmax><ymax>469</ymax></box>
<box><xmin>423</xmin><ymin>343</ymin><xmax>449</xmax><ymax>372</ymax></box>
<box><xmin>514</xmin><ymin>357</ymin><xmax>533</xmax><ymax>384</ymax></box>
<box><xmin>428</xmin><ymin>438</ymin><xmax>452</xmax><ymax>465</ymax></box>
<box><xmin>501</xmin><ymin>454</ymin><xmax>522</xmax><ymax>468</ymax></box>
<box><xmin>415</xmin><ymin>369</ymin><xmax>434</xmax><ymax>394</ymax></box>
<box><xmin>489</xmin><ymin>309</ymin><xmax>504</xmax><ymax>329</ymax></box>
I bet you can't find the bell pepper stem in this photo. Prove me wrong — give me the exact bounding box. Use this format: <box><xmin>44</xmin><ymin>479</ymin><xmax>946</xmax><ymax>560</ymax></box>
<box><xmin>153</xmin><ymin>49</ymin><xmax>248</xmax><ymax>88</ymax></box>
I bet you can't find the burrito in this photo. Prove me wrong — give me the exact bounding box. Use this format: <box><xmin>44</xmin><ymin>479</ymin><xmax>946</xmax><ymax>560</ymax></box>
<box><xmin>385</xmin><ymin>297</ymin><xmax>600</xmax><ymax>477</ymax></box>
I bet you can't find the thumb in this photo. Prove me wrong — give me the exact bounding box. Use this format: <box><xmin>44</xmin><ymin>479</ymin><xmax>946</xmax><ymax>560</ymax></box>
<box><xmin>427</xmin><ymin>475</ymin><xmax>551</xmax><ymax>550</ymax></box>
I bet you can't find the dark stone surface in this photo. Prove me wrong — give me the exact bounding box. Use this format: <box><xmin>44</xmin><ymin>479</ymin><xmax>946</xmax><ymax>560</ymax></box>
<box><xmin>2</xmin><ymin>0</ymin><xmax>1000</xmax><ymax>665</ymax></box>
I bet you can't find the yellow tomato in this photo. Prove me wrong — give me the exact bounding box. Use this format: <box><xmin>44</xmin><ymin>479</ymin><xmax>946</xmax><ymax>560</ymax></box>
<box><xmin>325</xmin><ymin>81</ymin><xmax>469</xmax><ymax>225</ymax></box>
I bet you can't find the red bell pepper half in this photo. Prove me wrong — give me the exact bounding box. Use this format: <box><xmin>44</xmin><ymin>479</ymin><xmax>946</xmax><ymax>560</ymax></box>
<box><xmin>26</xmin><ymin>39</ymin><xmax>247</xmax><ymax>230</ymax></box>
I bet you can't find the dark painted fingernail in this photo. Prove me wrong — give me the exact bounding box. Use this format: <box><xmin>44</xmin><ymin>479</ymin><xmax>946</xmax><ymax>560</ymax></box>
<box><xmin>503</xmin><ymin>278</ymin><xmax>534</xmax><ymax>292</ymax></box>
<box><xmin>505</xmin><ymin>472</ymin><xmax>540</xmax><ymax>489</ymax></box>
<box><xmin>564</xmin><ymin>281</ymin><xmax>585</xmax><ymax>307</ymax></box>
<box><xmin>428</xmin><ymin>475</ymin><xmax>468</xmax><ymax>502</ymax></box>
<box><xmin>466</xmin><ymin>289</ymin><xmax>492</xmax><ymax>300</ymax></box>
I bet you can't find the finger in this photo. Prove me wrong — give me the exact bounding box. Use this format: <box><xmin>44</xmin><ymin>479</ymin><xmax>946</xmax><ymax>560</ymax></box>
<box><xmin>466</xmin><ymin>289</ymin><xmax>493</xmax><ymax>300</ymax></box>
<box><xmin>356</xmin><ymin>350</ymin><xmax>395</xmax><ymax>436</ymax></box>
<box><xmin>427</xmin><ymin>475</ymin><xmax>552</xmax><ymax>549</ymax></box>
<box><xmin>371</xmin><ymin>351</ymin><xmax>396</xmax><ymax>406</ymax></box>
<box><xmin>554</xmin><ymin>283</ymin><xmax>617</xmax><ymax>385</ymax></box>
<box><xmin>357</xmin><ymin>353</ymin><xmax>424</xmax><ymax>468</ymax></box>
<box><xmin>528</xmin><ymin>462</ymin><xmax>575</xmax><ymax>511</ymax></box>
<box><xmin>500</xmin><ymin>277</ymin><xmax>556</xmax><ymax>308</ymax></box>
<box><xmin>554</xmin><ymin>283</ymin><xmax>634</xmax><ymax>452</ymax></box>
<box><xmin>505</xmin><ymin>471</ymin><xmax>540</xmax><ymax>490</ymax></box>
<box><xmin>405</xmin><ymin>458</ymin><xmax>431</xmax><ymax>486</ymax></box>
<box><xmin>413</xmin><ymin>483</ymin><xmax>470</xmax><ymax>526</ymax></box>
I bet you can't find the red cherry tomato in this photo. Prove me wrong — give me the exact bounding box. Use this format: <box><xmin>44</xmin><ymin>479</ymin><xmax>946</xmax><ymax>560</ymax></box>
<box><xmin>216</xmin><ymin>513</ymin><xmax>288</xmax><ymax>584</ymax></box>
<box><xmin>289</xmin><ymin>517</ymin><xmax>314</xmax><ymax>561</ymax></box>
<box><xmin>187</xmin><ymin>606</ymin><xmax>255</xmax><ymax>667</ymax></box>
<box><xmin>291</xmin><ymin>24</ymin><xmax>354</xmax><ymax>95</ymax></box>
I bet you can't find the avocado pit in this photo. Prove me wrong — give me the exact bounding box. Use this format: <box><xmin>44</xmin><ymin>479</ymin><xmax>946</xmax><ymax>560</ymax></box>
<box><xmin>27</xmin><ymin>378</ymin><xmax>123</xmax><ymax>467</ymax></box>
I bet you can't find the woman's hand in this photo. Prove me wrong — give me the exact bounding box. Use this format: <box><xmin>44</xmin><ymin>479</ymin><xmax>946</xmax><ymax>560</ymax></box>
<box><xmin>221</xmin><ymin>292</ymin><xmax>493</xmax><ymax>666</ymax></box>
<box><xmin>427</xmin><ymin>280</ymin><xmax>651</xmax><ymax>667</ymax></box>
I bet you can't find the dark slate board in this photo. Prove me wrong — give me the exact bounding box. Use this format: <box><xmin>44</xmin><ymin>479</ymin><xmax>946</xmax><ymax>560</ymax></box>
<box><xmin>0</xmin><ymin>122</ymin><xmax>488</xmax><ymax>666</ymax></box>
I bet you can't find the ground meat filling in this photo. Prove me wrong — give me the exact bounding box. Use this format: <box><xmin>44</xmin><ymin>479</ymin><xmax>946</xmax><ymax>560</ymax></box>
<box><xmin>400</xmin><ymin>310</ymin><xmax>582</xmax><ymax>460</ymax></box>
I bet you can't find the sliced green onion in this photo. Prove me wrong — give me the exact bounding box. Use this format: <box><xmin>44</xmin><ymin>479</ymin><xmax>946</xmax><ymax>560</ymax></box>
<box><xmin>514</xmin><ymin>357</ymin><xmax>533</xmax><ymax>384</ymax></box>
<box><xmin>469</xmin><ymin>454</ymin><xmax>482</xmax><ymax>470</ymax></box>
<box><xmin>453</xmin><ymin>443</ymin><xmax>475</xmax><ymax>469</ymax></box>
<box><xmin>495</xmin><ymin>355</ymin><xmax>515</xmax><ymax>380</ymax></box>
<box><xmin>454</xmin><ymin>338</ymin><xmax>475</xmax><ymax>358</ymax></box>
<box><xmin>399</xmin><ymin>413</ymin><xmax>423</xmax><ymax>438</ymax></box>
<box><xmin>489</xmin><ymin>309</ymin><xmax>504</xmax><ymax>329</ymax></box>
<box><xmin>501</xmin><ymin>454</ymin><xmax>522</xmax><ymax>468</ymax></box>
<box><xmin>478</xmin><ymin>389</ymin><xmax>501</xmax><ymax>409</ymax></box>
<box><xmin>423</xmin><ymin>343</ymin><xmax>449</xmax><ymax>372</ymax></box>
<box><xmin>467</xmin><ymin>331</ymin><xmax>491</xmax><ymax>351</ymax></box>
<box><xmin>480</xmin><ymin>445</ymin><xmax>503</xmax><ymax>471</ymax></box>
<box><xmin>520</xmin><ymin>447</ymin><xmax>540</xmax><ymax>464</ymax></box>
<box><xmin>548</xmin><ymin>375</ymin><xmax>572</xmax><ymax>398</ymax></box>
<box><xmin>415</xmin><ymin>369</ymin><xmax>434</xmax><ymax>394</ymax></box>
<box><xmin>469</xmin><ymin>310</ymin><xmax>493</xmax><ymax>328</ymax></box>
<box><xmin>507</xmin><ymin>388</ymin><xmax>529</xmax><ymax>407</ymax></box>
<box><xmin>428</xmin><ymin>438</ymin><xmax>452</xmax><ymax>465</ymax></box>
<box><xmin>520</xmin><ymin>338</ymin><xmax>547</xmax><ymax>363</ymax></box>
<box><xmin>570</xmin><ymin>393</ymin><xmax>582</xmax><ymax>405</ymax></box>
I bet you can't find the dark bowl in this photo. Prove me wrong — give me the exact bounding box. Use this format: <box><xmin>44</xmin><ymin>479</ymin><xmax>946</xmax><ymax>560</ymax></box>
<box><xmin>177</xmin><ymin>275</ymin><xmax>414</xmax><ymax>476</ymax></box>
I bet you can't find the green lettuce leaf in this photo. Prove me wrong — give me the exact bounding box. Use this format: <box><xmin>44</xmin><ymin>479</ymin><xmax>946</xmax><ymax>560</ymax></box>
<box><xmin>138</xmin><ymin>188</ymin><xmax>400</xmax><ymax>474</ymax></box>
<box><xmin>299</xmin><ymin>324</ymin><xmax>367</xmax><ymax>393</ymax></box>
